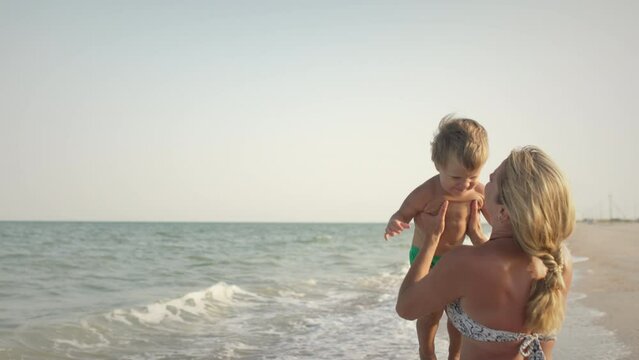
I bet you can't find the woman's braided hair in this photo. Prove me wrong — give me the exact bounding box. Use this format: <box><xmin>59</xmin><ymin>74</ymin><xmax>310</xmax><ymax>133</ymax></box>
<box><xmin>498</xmin><ymin>146</ymin><xmax>575</xmax><ymax>333</ymax></box>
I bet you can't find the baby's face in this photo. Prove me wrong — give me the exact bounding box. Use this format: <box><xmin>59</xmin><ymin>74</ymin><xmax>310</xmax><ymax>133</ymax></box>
<box><xmin>437</xmin><ymin>157</ymin><xmax>482</xmax><ymax>196</ymax></box>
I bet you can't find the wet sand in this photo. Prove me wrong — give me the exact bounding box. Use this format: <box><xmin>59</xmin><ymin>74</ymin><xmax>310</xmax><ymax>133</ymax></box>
<box><xmin>567</xmin><ymin>222</ymin><xmax>639</xmax><ymax>360</ymax></box>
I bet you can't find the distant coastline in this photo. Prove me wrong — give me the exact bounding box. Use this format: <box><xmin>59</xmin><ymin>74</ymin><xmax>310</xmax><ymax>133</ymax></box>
<box><xmin>578</xmin><ymin>218</ymin><xmax>639</xmax><ymax>224</ymax></box>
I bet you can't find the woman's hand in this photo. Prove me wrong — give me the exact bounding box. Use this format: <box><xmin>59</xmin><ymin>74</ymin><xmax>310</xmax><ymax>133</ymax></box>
<box><xmin>466</xmin><ymin>200</ymin><xmax>488</xmax><ymax>245</ymax></box>
<box><xmin>414</xmin><ymin>200</ymin><xmax>449</xmax><ymax>239</ymax></box>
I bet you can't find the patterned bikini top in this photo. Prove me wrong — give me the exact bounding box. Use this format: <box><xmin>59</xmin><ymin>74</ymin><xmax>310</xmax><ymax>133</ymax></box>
<box><xmin>446</xmin><ymin>299</ymin><xmax>556</xmax><ymax>360</ymax></box>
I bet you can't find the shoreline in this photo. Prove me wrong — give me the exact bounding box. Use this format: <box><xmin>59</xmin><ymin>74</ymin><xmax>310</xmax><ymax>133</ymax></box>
<box><xmin>567</xmin><ymin>222</ymin><xmax>639</xmax><ymax>359</ymax></box>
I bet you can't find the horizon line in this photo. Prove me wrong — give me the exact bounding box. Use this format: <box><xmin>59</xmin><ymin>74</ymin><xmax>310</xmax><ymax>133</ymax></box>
<box><xmin>0</xmin><ymin>219</ymin><xmax>391</xmax><ymax>224</ymax></box>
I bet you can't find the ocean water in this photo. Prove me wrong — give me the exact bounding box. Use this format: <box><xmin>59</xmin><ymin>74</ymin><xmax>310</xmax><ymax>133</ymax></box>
<box><xmin>0</xmin><ymin>222</ymin><xmax>629</xmax><ymax>359</ymax></box>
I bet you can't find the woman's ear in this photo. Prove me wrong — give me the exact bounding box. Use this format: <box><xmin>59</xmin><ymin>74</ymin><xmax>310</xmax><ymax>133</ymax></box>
<box><xmin>498</xmin><ymin>207</ymin><xmax>511</xmax><ymax>223</ymax></box>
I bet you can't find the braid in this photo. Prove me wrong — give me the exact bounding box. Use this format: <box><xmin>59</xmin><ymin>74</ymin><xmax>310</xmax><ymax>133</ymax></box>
<box><xmin>538</xmin><ymin>251</ymin><xmax>565</xmax><ymax>291</ymax></box>
<box><xmin>525</xmin><ymin>248</ymin><xmax>566</xmax><ymax>332</ymax></box>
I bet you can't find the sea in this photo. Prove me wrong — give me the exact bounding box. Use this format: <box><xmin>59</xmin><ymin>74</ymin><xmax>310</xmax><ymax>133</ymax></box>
<box><xmin>0</xmin><ymin>222</ymin><xmax>630</xmax><ymax>359</ymax></box>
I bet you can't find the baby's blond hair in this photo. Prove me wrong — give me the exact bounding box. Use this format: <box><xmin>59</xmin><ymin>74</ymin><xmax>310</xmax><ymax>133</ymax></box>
<box><xmin>431</xmin><ymin>114</ymin><xmax>488</xmax><ymax>170</ymax></box>
<box><xmin>498</xmin><ymin>146</ymin><xmax>575</xmax><ymax>333</ymax></box>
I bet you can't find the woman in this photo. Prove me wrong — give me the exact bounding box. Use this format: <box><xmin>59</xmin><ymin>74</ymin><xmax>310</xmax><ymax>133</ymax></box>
<box><xmin>396</xmin><ymin>146</ymin><xmax>575</xmax><ymax>360</ymax></box>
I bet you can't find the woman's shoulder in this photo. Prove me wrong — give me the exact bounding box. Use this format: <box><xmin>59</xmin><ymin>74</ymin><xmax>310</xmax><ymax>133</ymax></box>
<box><xmin>440</xmin><ymin>244</ymin><xmax>497</xmax><ymax>273</ymax></box>
<box><xmin>448</xmin><ymin>239</ymin><xmax>513</xmax><ymax>258</ymax></box>
<box><xmin>444</xmin><ymin>239</ymin><xmax>527</xmax><ymax>276</ymax></box>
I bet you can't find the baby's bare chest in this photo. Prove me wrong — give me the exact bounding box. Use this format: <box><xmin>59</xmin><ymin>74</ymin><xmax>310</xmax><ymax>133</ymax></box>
<box><xmin>441</xmin><ymin>203</ymin><xmax>471</xmax><ymax>246</ymax></box>
<box><xmin>423</xmin><ymin>200</ymin><xmax>472</xmax><ymax>225</ymax></box>
<box><xmin>444</xmin><ymin>202</ymin><xmax>471</xmax><ymax>227</ymax></box>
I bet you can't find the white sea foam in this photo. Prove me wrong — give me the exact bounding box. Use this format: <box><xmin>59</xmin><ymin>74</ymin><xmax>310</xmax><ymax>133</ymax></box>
<box><xmin>53</xmin><ymin>339</ymin><xmax>98</xmax><ymax>350</ymax></box>
<box><xmin>219</xmin><ymin>341</ymin><xmax>259</xmax><ymax>358</ymax></box>
<box><xmin>50</xmin><ymin>320</ymin><xmax>112</xmax><ymax>353</ymax></box>
<box><xmin>130</xmin><ymin>302</ymin><xmax>183</xmax><ymax>324</ymax></box>
<box><xmin>106</xmin><ymin>282</ymin><xmax>260</xmax><ymax>325</ymax></box>
<box><xmin>277</xmin><ymin>290</ymin><xmax>306</xmax><ymax>298</ymax></box>
<box><xmin>568</xmin><ymin>291</ymin><xmax>588</xmax><ymax>302</ymax></box>
<box><xmin>107</xmin><ymin>309</ymin><xmax>133</xmax><ymax>325</ymax></box>
<box><xmin>80</xmin><ymin>320</ymin><xmax>111</xmax><ymax>346</ymax></box>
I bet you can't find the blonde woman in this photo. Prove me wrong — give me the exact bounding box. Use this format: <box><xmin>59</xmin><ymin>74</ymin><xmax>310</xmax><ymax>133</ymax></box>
<box><xmin>396</xmin><ymin>146</ymin><xmax>575</xmax><ymax>360</ymax></box>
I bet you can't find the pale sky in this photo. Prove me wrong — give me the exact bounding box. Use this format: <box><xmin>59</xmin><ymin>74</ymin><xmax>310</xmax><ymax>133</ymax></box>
<box><xmin>1</xmin><ymin>0</ymin><xmax>637</xmax><ymax>222</ymax></box>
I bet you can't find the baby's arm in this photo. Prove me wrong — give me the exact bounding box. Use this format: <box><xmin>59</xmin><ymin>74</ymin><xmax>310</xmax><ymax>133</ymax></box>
<box><xmin>384</xmin><ymin>182</ymin><xmax>430</xmax><ymax>240</ymax></box>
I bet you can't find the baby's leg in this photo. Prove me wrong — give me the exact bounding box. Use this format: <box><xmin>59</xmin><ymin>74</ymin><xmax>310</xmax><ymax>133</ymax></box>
<box><xmin>416</xmin><ymin>309</ymin><xmax>444</xmax><ymax>360</ymax></box>
<box><xmin>447</xmin><ymin>318</ymin><xmax>461</xmax><ymax>360</ymax></box>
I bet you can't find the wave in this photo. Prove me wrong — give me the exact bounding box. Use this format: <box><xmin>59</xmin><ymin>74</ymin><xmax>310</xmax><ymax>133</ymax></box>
<box><xmin>106</xmin><ymin>282</ymin><xmax>261</xmax><ymax>326</ymax></box>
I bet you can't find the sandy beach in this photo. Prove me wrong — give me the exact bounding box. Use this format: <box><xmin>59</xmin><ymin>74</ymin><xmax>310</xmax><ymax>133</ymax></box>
<box><xmin>567</xmin><ymin>222</ymin><xmax>639</xmax><ymax>359</ymax></box>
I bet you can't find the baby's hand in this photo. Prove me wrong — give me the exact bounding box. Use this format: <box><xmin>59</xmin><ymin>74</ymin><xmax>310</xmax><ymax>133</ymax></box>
<box><xmin>384</xmin><ymin>219</ymin><xmax>410</xmax><ymax>240</ymax></box>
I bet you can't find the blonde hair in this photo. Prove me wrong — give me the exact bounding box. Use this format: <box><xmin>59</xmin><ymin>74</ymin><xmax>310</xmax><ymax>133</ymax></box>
<box><xmin>431</xmin><ymin>114</ymin><xmax>488</xmax><ymax>170</ymax></box>
<box><xmin>498</xmin><ymin>146</ymin><xmax>575</xmax><ymax>333</ymax></box>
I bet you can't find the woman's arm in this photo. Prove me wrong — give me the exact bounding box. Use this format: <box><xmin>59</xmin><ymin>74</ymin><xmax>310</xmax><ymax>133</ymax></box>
<box><xmin>467</xmin><ymin>199</ymin><xmax>489</xmax><ymax>245</ymax></box>
<box><xmin>396</xmin><ymin>201</ymin><xmax>468</xmax><ymax>319</ymax></box>
<box><xmin>396</xmin><ymin>229</ymin><xmax>442</xmax><ymax>319</ymax></box>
